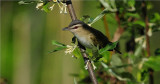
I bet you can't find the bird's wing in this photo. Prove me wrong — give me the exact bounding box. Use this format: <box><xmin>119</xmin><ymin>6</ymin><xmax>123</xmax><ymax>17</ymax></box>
<box><xmin>90</xmin><ymin>34</ymin><xmax>97</xmax><ymax>45</ymax></box>
<box><xmin>90</xmin><ymin>29</ymin><xmax>111</xmax><ymax>48</ymax></box>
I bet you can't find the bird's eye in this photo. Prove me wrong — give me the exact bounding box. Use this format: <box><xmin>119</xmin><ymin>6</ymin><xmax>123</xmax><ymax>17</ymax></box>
<box><xmin>72</xmin><ymin>26</ymin><xmax>78</xmax><ymax>29</ymax></box>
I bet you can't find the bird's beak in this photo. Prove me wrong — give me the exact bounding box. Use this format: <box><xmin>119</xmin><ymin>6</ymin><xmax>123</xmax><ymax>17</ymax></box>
<box><xmin>62</xmin><ymin>27</ymin><xmax>69</xmax><ymax>31</ymax></box>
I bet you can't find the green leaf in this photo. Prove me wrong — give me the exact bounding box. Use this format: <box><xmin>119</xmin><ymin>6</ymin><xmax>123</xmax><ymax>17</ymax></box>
<box><xmin>42</xmin><ymin>2</ymin><xmax>51</xmax><ymax>12</ymax></box>
<box><xmin>52</xmin><ymin>40</ymin><xmax>66</xmax><ymax>47</ymax></box>
<box><xmin>155</xmin><ymin>48</ymin><xmax>160</xmax><ymax>56</ymax></box>
<box><xmin>99</xmin><ymin>51</ymin><xmax>110</xmax><ymax>63</ymax></box>
<box><xmin>109</xmin><ymin>0</ymin><xmax>116</xmax><ymax>9</ymax></box>
<box><xmin>125</xmin><ymin>13</ymin><xmax>140</xmax><ymax>19</ymax></box>
<box><xmin>144</xmin><ymin>56</ymin><xmax>160</xmax><ymax>71</ymax></box>
<box><xmin>133</xmin><ymin>21</ymin><xmax>145</xmax><ymax>27</ymax></box>
<box><xmin>134</xmin><ymin>45</ymin><xmax>142</xmax><ymax>57</ymax></box>
<box><xmin>99</xmin><ymin>41</ymin><xmax>118</xmax><ymax>54</ymax></box>
<box><xmin>69</xmin><ymin>73</ymin><xmax>79</xmax><ymax>77</ymax></box>
<box><xmin>119</xmin><ymin>72</ymin><xmax>135</xmax><ymax>81</ymax></box>
<box><xmin>90</xmin><ymin>5</ymin><xmax>117</xmax><ymax>25</ymax></box>
<box><xmin>99</xmin><ymin>0</ymin><xmax>110</xmax><ymax>8</ymax></box>
<box><xmin>80</xmin><ymin>15</ymin><xmax>94</xmax><ymax>24</ymax></box>
<box><xmin>50</xmin><ymin>46</ymin><xmax>67</xmax><ymax>53</ymax></box>
<box><xmin>111</xmin><ymin>55</ymin><xmax>124</xmax><ymax>73</ymax></box>
<box><xmin>154</xmin><ymin>13</ymin><xmax>160</xmax><ymax>19</ymax></box>
<box><xmin>72</xmin><ymin>47</ymin><xmax>82</xmax><ymax>58</ymax></box>
<box><xmin>74</xmin><ymin>78</ymin><xmax>78</xmax><ymax>84</ymax></box>
<box><xmin>127</xmin><ymin>0</ymin><xmax>135</xmax><ymax>7</ymax></box>
<box><xmin>101</xmin><ymin>62</ymin><xmax>131</xmax><ymax>81</ymax></box>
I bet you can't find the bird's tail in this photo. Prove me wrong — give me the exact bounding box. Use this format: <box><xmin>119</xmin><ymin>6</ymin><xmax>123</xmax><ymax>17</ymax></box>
<box><xmin>114</xmin><ymin>48</ymin><xmax>122</xmax><ymax>54</ymax></box>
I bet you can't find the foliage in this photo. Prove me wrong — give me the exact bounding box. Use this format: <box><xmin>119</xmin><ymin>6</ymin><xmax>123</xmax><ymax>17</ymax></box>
<box><xmin>50</xmin><ymin>0</ymin><xmax>160</xmax><ymax>83</ymax></box>
<box><xmin>18</xmin><ymin>0</ymin><xmax>160</xmax><ymax>84</ymax></box>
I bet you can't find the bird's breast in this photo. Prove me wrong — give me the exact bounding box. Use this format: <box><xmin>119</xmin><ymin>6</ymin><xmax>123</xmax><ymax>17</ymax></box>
<box><xmin>75</xmin><ymin>34</ymin><xmax>93</xmax><ymax>49</ymax></box>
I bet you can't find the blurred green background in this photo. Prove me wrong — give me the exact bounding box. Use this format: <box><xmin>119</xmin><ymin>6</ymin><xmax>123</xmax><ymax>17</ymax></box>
<box><xmin>1</xmin><ymin>0</ymin><xmax>160</xmax><ymax>84</ymax></box>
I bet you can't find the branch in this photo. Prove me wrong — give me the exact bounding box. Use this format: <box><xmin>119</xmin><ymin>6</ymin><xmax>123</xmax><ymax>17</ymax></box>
<box><xmin>141</xmin><ymin>1</ymin><xmax>154</xmax><ymax>84</ymax></box>
<box><xmin>101</xmin><ymin>5</ymin><xmax>110</xmax><ymax>40</ymax></box>
<box><xmin>112</xmin><ymin>12</ymin><xmax>124</xmax><ymax>42</ymax></box>
<box><xmin>65</xmin><ymin>0</ymin><xmax>98</xmax><ymax>84</ymax></box>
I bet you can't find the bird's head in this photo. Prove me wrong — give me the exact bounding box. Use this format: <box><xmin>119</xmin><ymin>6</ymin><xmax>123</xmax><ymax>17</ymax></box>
<box><xmin>62</xmin><ymin>20</ymin><xmax>86</xmax><ymax>34</ymax></box>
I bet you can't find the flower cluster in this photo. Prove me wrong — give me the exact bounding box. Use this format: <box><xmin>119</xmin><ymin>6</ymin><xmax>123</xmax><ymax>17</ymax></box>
<box><xmin>36</xmin><ymin>0</ymin><xmax>67</xmax><ymax>13</ymax></box>
<box><xmin>65</xmin><ymin>44</ymin><xmax>77</xmax><ymax>54</ymax></box>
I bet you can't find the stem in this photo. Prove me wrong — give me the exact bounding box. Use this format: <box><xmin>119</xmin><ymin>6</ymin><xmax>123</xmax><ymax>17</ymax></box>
<box><xmin>101</xmin><ymin>5</ymin><xmax>110</xmax><ymax>40</ymax></box>
<box><xmin>141</xmin><ymin>1</ymin><xmax>154</xmax><ymax>84</ymax></box>
<box><xmin>112</xmin><ymin>12</ymin><xmax>124</xmax><ymax>42</ymax></box>
<box><xmin>65</xmin><ymin>0</ymin><xmax>98</xmax><ymax>84</ymax></box>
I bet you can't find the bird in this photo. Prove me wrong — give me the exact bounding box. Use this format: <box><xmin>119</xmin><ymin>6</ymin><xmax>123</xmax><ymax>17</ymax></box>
<box><xmin>63</xmin><ymin>20</ymin><xmax>121</xmax><ymax>54</ymax></box>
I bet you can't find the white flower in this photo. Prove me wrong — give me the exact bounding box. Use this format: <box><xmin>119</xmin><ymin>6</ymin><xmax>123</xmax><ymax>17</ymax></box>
<box><xmin>84</xmin><ymin>60</ymin><xmax>97</xmax><ymax>70</ymax></box>
<box><xmin>135</xmin><ymin>36</ymin><xmax>145</xmax><ymax>44</ymax></box>
<box><xmin>142</xmin><ymin>40</ymin><xmax>146</xmax><ymax>48</ymax></box>
<box><xmin>49</xmin><ymin>4</ymin><xmax>55</xmax><ymax>11</ymax></box>
<box><xmin>58</xmin><ymin>2</ymin><xmax>67</xmax><ymax>14</ymax></box>
<box><xmin>91</xmin><ymin>61</ymin><xmax>97</xmax><ymax>70</ymax></box>
<box><xmin>65</xmin><ymin>44</ymin><xmax>77</xmax><ymax>54</ymax></box>
<box><xmin>63</xmin><ymin>3</ymin><xmax>67</xmax><ymax>14</ymax></box>
<box><xmin>85</xmin><ymin>60</ymin><xmax>89</xmax><ymax>70</ymax></box>
<box><xmin>53</xmin><ymin>0</ymin><xmax>57</xmax><ymax>2</ymax></box>
<box><xmin>148</xmin><ymin>28</ymin><xmax>152</xmax><ymax>37</ymax></box>
<box><xmin>36</xmin><ymin>3</ymin><xmax>44</xmax><ymax>9</ymax></box>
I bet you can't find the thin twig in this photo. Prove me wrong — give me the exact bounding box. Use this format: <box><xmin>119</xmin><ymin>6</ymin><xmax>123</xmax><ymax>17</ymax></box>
<box><xmin>101</xmin><ymin>5</ymin><xmax>110</xmax><ymax>40</ymax></box>
<box><xmin>65</xmin><ymin>0</ymin><xmax>98</xmax><ymax>84</ymax></box>
<box><xmin>112</xmin><ymin>12</ymin><xmax>124</xmax><ymax>42</ymax></box>
<box><xmin>141</xmin><ymin>1</ymin><xmax>154</xmax><ymax>84</ymax></box>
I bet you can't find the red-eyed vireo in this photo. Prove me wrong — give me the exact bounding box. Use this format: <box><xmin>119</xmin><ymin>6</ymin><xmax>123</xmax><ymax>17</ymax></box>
<box><xmin>63</xmin><ymin>20</ymin><xmax>121</xmax><ymax>54</ymax></box>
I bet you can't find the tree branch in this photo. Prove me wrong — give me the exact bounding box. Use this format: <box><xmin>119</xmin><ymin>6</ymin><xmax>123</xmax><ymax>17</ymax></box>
<box><xmin>141</xmin><ymin>1</ymin><xmax>154</xmax><ymax>84</ymax></box>
<box><xmin>65</xmin><ymin>0</ymin><xmax>98</xmax><ymax>84</ymax></box>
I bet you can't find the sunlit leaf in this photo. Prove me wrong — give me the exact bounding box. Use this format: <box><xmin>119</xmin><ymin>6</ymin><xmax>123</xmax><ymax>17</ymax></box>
<box><xmin>134</xmin><ymin>45</ymin><xmax>142</xmax><ymax>57</ymax></box>
<box><xmin>42</xmin><ymin>2</ymin><xmax>51</xmax><ymax>12</ymax></box>
<box><xmin>99</xmin><ymin>41</ymin><xmax>118</xmax><ymax>54</ymax></box>
<box><xmin>90</xmin><ymin>0</ymin><xmax>117</xmax><ymax>25</ymax></box>
<box><xmin>147</xmin><ymin>2</ymin><xmax>153</xmax><ymax>10</ymax></box>
<box><xmin>109</xmin><ymin>0</ymin><xmax>116</xmax><ymax>9</ymax></box>
<box><xmin>72</xmin><ymin>47</ymin><xmax>82</xmax><ymax>58</ymax></box>
<box><xmin>99</xmin><ymin>0</ymin><xmax>110</xmax><ymax>8</ymax></box>
<box><xmin>50</xmin><ymin>46</ymin><xmax>67</xmax><ymax>53</ymax></box>
<box><xmin>52</xmin><ymin>40</ymin><xmax>66</xmax><ymax>47</ymax></box>
<box><xmin>80</xmin><ymin>15</ymin><xmax>94</xmax><ymax>24</ymax></box>
<box><xmin>111</xmin><ymin>55</ymin><xmax>124</xmax><ymax>73</ymax></box>
<box><xmin>99</xmin><ymin>51</ymin><xmax>110</xmax><ymax>63</ymax></box>
<box><xmin>74</xmin><ymin>78</ymin><xmax>78</xmax><ymax>84</ymax></box>
<box><xmin>133</xmin><ymin>21</ymin><xmax>145</xmax><ymax>27</ymax></box>
<box><xmin>125</xmin><ymin>13</ymin><xmax>140</xmax><ymax>19</ymax></box>
<box><xmin>127</xmin><ymin>0</ymin><xmax>135</xmax><ymax>7</ymax></box>
<box><xmin>144</xmin><ymin>56</ymin><xmax>160</xmax><ymax>71</ymax></box>
<box><xmin>101</xmin><ymin>62</ymin><xmax>131</xmax><ymax>81</ymax></box>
